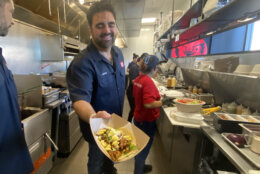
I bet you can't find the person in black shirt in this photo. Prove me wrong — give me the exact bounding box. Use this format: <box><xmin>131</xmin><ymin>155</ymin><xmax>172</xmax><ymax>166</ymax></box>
<box><xmin>0</xmin><ymin>0</ymin><xmax>33</xmax><ymax>173</ymax></box>
<box><xmin>126</xmin><ymin>53</ymin><xmax>138</xmax><ymax>73</ymax></box>
<box><xmin>66</xmin><ymin>1</ymin><xmax>125</xmax><ymax>174</ymax></box>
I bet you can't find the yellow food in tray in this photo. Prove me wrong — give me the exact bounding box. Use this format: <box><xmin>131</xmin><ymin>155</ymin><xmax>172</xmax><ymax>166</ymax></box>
<box><xmin>96</xmin><ymin>127</ymin><xmax>136</xmax><ymax>161</ymax></box>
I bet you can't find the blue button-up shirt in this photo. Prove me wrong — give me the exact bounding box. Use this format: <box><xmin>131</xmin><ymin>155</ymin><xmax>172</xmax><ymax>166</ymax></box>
<box><xmin>66</xmin><ymin>42</ymin><xmax>125</xmax><ymax>142</ymax></box>
<box><xmin>0</xmin><ymin>48</ymin><xmax>33</xmax><ymax>173</ymax></box>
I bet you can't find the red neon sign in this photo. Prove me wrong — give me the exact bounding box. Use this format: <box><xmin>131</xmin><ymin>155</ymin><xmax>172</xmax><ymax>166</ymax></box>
<box><xmin>171</xmin><ymin>39</ymin><xmax>208</xmax><ymax>58</ymax></box>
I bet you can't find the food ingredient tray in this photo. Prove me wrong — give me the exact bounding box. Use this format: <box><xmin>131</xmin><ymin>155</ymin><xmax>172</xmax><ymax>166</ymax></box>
<box><xmin>42</xmin><ymin>91</ymin><xmax>60</xmax><ymax>105</ymax></box>
<box><xmin>212</xmin><ymin>112</ymin><xmax>260</xmax><ymax>133</ymax></box>
<box><xmin>222</xmin><ymin>133</ymin><xmax>260</xmax><ymax>169</ymax></box>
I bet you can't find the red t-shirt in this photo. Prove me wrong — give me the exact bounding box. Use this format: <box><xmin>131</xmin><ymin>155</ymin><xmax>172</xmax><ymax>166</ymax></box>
<box><xmin>133</xmin><ymin>74</ymin><xmax>161</xmax><ymax>122</ymax></box>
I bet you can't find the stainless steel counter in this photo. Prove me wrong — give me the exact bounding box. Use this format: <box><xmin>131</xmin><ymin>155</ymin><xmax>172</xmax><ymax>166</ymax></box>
<box><xmin>163</xmin><ymin>107</ymin><xmax>208</xmax><ymax>128</ymax></box>
<box><xmin>154</xmin><ymin>78</ymin><xmax>259</xmax><ymax>173</ymax></box>
<box><xmin>202</xmin><ymin>126</ymin><xmax>257</xmax><ymax>174</ymax></box>
<box><xmin>157</xmin><ymin>107</ymin><xmax>204</xmax><ymax>173</ymax></box>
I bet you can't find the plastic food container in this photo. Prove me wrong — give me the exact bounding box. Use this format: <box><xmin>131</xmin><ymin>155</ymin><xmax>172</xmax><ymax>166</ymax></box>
<box><xmin>174</xmin><ymin>98</ymin><xmax>205</xmax><ymax>113</ymax></box>
<box><xmin>170</xmin><ymin>108</ymin><xmax>203</xmax><ymax>124</ymax></box>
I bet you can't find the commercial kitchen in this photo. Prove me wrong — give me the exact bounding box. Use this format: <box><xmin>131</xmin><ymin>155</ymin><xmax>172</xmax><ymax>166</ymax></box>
<box><xmin>1</xmin><ymin>0</ymin><xmax>260</xmax><ymax>173</ymax></box>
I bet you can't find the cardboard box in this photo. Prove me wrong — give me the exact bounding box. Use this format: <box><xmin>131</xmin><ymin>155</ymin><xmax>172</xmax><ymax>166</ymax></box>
<box><xmin>90</xmin><ymin>114</ymin><xmax>149</xmax><ymax>162</ymax></box>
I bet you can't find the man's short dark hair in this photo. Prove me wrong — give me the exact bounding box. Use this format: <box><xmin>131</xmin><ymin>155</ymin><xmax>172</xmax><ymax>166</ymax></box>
<box><xmin>0</xmin><ymin>0</ymin><xmax>12</xmax><ymax>7</ymax></box>
<box><xmin>133</xmin><ymin>53</ymin><xmax>138</xmax><ymax>59</ymax></box>
<box><xmin>87</xmin><ymin>0</ymin><xmax>116</xmax><ymax>27</ymax></box>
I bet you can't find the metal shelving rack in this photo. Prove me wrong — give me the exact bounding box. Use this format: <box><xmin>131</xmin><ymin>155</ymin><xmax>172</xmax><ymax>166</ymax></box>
<box><xmin>158</xmin><ymin>0</ymin><xmax>260</xmax><ymax>43</ymax></box>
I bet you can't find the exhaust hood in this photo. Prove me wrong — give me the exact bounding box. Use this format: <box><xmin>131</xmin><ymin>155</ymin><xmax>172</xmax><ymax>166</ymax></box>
<box><xmin>13</xmin><ymin>0</ymin><xmax>90</xmax><ymax>44</ymax></box>
<box><xmin>12</xmin><ymin>0</ymin><xmax>146</xmax><ymax>46</ymax></box>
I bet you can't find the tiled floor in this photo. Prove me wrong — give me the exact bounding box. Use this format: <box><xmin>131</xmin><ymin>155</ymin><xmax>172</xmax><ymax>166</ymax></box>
<box><xmin>49</xmin><ymin>96</ymin><xmax>171</xmax><ymax>174</ymax></box>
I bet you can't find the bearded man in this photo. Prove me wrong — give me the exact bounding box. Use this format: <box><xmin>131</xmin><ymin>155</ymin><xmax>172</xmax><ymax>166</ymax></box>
<box><xmin>0</xmin><ymin>0</ymin><xmax>33</xmax><ymax>173</ymax></box>
<box><xmin>66</xmin><ymin>1</ymin><xmax>125</xmax><ymax>174</ymax></box>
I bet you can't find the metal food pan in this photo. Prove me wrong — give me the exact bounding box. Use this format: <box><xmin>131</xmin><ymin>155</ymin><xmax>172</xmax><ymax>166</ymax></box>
<box><xmin>212</xmin><ymin>112</ymin><xmax>260</xmax><ymax>133</ymax></box>
<box><xmin>43</xmin><ymin>91</ymin><xmax>60</xmax><ymax>105</ymax></box>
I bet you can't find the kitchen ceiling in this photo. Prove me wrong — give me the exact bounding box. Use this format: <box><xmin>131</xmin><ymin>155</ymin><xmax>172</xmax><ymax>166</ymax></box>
<box><xmin>114</xmin><ymin>0</ymin><xmax>174</xmax><ymax>37</ymax></box>
<box><xmin>12</xmin><ymin>0</ymin><xmax>176</xmax><ymax>43</ymax></box>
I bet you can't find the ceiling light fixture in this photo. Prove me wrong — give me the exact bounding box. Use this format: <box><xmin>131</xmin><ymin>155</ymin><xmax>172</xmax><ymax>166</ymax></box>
<box><xmin>141</xmin><ymin>28</ymin><xmax>151</xmax><ymax>31</ymax></box>
<box><xmin>142</xmin><ymin>18</ymin><xmax>156</xmax><ymax>24</ymax></box>
<box><xmin>205</xmin><ymin>31</ymin><xmax>216</xmax><ymax>36</ymax></box>
<box><xmin>79</xmin><ymin>0</ymin><xmax>84</xmax><ymax>5</ymax></box>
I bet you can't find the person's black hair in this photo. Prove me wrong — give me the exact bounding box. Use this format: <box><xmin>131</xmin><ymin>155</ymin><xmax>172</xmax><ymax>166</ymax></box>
<box><xmin>137</xmin><ymin>53</ymin><xmax>148</xmax><ymax>62</ymax></box>
<box><xmin>140</xmin><ymin>55</ymin><xmax>159</xmax><ymax>74</ymax></box>
<box><xmin>133</xmin><ymin>53</ymin><xmax>139</xmax><ymax>59</ymax></box>
<box><xmin>87</xmin><ymin>0</ymin><xmax>116</xmax><ymax>27</ymax></box>
<box><xmin>140</xmin><ymin>53</ymin><xmax>149</xmax><ymax>59</ymax></box>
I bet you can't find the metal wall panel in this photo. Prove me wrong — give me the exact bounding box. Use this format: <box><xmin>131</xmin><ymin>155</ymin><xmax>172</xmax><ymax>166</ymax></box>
<box><xmin>181</xmin><ymin>68</ymin><xmax>260</xmax><ymax>112</ymax></box>
<box><xmin>209</xmin><ymin>72</ymin><xmax>260</xmax><ymax>111</ymax></box>
<box><xmin>13</xmin><ymin>74</ymin><xmax>42</xmax><ymax>108</ymax></box>
<box><xmin>181</xmin><ymin>68</ymin><xmax>211</xmax><ymax>92</ymax></box>
<box><xmin>0</xmin><ymin>21</ymin><xmax>67</xmax><ymax>74</ymax></box>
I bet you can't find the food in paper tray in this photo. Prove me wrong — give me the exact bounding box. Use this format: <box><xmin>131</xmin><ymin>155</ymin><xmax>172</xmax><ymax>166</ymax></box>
<box><xmin>96</xmin><ymin>127</ymin><xmax>136</xmax><ymax>161</ymax></box>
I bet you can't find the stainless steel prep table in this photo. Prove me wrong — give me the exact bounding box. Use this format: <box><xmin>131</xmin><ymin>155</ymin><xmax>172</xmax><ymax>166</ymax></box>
<box><xmin>157</xmin><ymin>107</ymin><xmax>208</xmax><ymax>173</ymax></box>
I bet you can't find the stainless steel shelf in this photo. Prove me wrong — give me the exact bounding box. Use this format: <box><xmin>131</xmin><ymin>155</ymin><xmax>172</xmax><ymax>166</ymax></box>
<box><xmin>180</xmin><ymin>0</ymin><xmax>260</xmax><ymax>42</ymax></box>
<box><xmin>202</xmin><ymin>126</ymin><xmax>257</xmax><ymax>173</ymax></box>
<box><xmin>158</xmin><ymin>0</ymin><xmax>203</xmax><ymax>41</ymax></box>
<box><xmin>159</xmin><ymin>0</ymin><xmax>260</xmax><ymax>44</ymax></box>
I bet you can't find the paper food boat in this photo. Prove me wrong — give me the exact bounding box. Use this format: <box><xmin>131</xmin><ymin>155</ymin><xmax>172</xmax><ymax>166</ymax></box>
<box><xmin>90</xmin><ymin>113</ymin><xmax>150</xmax><ymax>162</ymax></box>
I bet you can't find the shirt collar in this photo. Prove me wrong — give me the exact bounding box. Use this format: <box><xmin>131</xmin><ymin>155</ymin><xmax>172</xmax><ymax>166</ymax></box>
<box><xmin>88</xmin><ymin>41</ymin><xmax>119</xmax><ymax>62</ymax></box>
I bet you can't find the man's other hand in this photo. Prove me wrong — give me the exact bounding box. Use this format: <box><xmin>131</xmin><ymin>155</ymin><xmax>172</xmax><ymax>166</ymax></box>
<box><xmin>92</xmin><ymin>111</ymin><xmax>111</xmax><ymax>119</ymax></box>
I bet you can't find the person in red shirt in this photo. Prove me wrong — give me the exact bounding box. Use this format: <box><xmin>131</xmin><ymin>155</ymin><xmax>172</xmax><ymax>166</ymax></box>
<box><xmin>133</xmin><ymin>55</ymin><xmax>162</xmax><ymax>174</ymax></box>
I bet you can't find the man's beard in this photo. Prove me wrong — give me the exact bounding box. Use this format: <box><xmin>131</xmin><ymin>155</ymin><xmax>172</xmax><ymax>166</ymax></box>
<box><xmin>94</xmin><ymin>32</ymin><xmax>115</xmax><ymax>49</ymax></box>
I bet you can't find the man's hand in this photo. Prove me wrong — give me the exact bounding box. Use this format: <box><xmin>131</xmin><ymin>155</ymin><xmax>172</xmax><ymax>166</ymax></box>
<box><xmin>92</xmin><ymin>111</ymin><xmax>111</xmax><ymax>119</ymax></box>
<box><xmin>73</xmin><ymin>100</ymin><xmax>111</xmax><ymax>123</ymax></box>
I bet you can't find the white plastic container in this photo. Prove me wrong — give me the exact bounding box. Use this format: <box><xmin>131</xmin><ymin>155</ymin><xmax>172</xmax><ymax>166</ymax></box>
<box><xmin>174</xmin><ymin>98</ymin><xmax>205</xmax><ymax>113</ymax></box>
<box><xmin>170</xmin><ymin>108</ymin><xmax>203</xmax><ymax>124</ymax></box>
